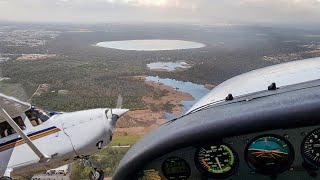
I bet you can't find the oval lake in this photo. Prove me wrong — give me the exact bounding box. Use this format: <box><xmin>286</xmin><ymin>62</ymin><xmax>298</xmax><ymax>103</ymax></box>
<box><xmin>96</xmin><ymin>40</ymin><xmax>205</xmax><ymax>51</ymax></box>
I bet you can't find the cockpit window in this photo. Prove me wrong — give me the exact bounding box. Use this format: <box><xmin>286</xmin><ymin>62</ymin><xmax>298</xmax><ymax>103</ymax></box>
<box><xmin>25</xmin><ymin>107</ymin><xmax>50</xmax><ymax>126</ymax></box>
<box><xmin>0</xmin><ymin>116</ymin><xmax>26</xmax><ymax>138</ymax></box>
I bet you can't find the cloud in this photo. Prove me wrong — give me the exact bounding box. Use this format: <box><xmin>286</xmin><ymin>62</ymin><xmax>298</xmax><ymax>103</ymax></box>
<box><xmin>0</xmin><ymin>0</ymin><xmax>319</xmax><ymax>24</ymax></box>
<box><xmin>0</xmin><ymin>0</ymin><xmax>8</xmax><ymax>5</ymax></box>
<box><xmin>231</xmin><ymin>0</ymin><xmax>320</xmax><ymax>23</ymax></box>
<box><xmin>97</xmin><ymin>0</ymin><xmax>195</xmax><ymax>9</ymax></box>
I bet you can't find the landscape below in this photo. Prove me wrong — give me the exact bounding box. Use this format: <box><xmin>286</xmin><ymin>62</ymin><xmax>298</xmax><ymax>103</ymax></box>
<box><xmin>0</xmin><ymin>24</ymin><xmax>320</xmax><ymax>179</ymax></box>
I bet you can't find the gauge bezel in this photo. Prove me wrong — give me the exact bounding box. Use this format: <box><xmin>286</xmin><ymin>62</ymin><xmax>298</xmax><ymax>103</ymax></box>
<box><xmin>301</xmin><ymin>128</ymin><xmax>320</xmax><ymax>168</ymax></box>
<box><xmin>245</xmin><ymin>134</ymin><xmax>295</xmax><ymax>175</ymax></box>
<box><xmin>194</xmin><ymin>142</ymin><xmax>239</xmax><ymax>179</ymax></box>
<box><xmin>161</xmin><ymin>156</ymin><xmax>191</xmax><ymax>180</ymax></box>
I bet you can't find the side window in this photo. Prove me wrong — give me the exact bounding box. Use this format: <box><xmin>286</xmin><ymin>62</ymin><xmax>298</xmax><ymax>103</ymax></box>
<box><xmin>0</xmin><ymin>116</ymin><xmax>26</xmax><ymax>138</ymax></box>
<box><xmin>26</xmin><ymin>109</ymin><xmax>41</xmax><ymax>127</ymax></box>
<box><xmin>26</xmin><ymin>108</ymin><xmax>50</xmax><ymax>127</ymax></box>
<box><xmin>0</xmin><ymin>122</ymin><xmax>10</xmax><ymax>138</ymax></box>
<box><xmin>13</xmin><ymin>116</ymin><xmax>26</xmax><ymax>130</ymax></box>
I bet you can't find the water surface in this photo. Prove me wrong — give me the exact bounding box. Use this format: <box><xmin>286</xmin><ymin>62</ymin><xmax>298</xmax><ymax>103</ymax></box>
<box><xmin>146</xmin><ymin>76</ymin><xmax>210</xmax><ymax>119</ymax></box>
<box><xmin>96</xmin><ymin>40</ymin><xmax>205</xmax><ymax>51</ymax></box>
<box><xmin>147</xmin><ymin>61</ymin><xmax>191</xmax><ymax>71</ymax></box>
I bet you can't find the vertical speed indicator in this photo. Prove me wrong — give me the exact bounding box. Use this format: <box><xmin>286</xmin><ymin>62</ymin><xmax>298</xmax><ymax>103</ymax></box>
<box><xmin>302</xmin><ymin>128</ymin><xmax>320</xmax><ymax>167</ymax></box>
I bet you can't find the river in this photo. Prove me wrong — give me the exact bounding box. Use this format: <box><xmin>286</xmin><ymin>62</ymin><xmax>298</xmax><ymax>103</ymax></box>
<box><xmin>146</xmin><ymin>76</ymin><xmax>210</xmax><ymax>119</ymax></box>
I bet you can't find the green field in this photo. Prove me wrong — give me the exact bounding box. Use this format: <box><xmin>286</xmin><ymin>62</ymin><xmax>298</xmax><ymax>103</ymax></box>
<box><xmin>110</xmin><ymin>135</ymin><xmax>141</xmax><ymax>146</ymax></box>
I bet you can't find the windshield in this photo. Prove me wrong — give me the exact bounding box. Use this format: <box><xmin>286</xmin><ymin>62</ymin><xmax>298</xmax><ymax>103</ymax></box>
<box><xmin>0</xmin><ymin>0</ymin><xmax>320</xmax><ymax>179</ymax></box>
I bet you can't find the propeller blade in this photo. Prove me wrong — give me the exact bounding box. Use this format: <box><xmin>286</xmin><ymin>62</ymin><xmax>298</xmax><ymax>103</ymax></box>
<box><xmin>116</xmin><ymin>95</ymin><xmax>123</xmax><ymax>109</ymax></box>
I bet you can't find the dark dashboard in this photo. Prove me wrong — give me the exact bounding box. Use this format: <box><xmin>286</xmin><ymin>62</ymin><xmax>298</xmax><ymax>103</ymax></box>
<box><xmin>113</xmin><ymin>79</ymin><xmax>320</xmax><ymax>180</ymax></box>
<box><xmin>135</xmin><ymin>126</ymin><xmax>320</xmax><ymax>180</ymax></box>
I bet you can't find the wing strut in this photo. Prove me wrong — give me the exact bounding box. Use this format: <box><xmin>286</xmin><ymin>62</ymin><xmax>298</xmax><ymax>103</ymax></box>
<box><xmin>0</xmin><ymin>108</ymin><xmax>50</xmax><ymax>162</ymax></box>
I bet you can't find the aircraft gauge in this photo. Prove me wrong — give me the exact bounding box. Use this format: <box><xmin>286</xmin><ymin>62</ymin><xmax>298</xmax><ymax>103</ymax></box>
<box><xmin>301</xmin><ymin>128</ymin><xmax>320</xmax><ymax>167</ymax></box>
<box><xmin>245</xmin><ymin>135</ymin><xmax>294</xmax><ymax>175</ymax></box>
<box><xmin>195</xmin><ymin>143</ymin><xmax>238</xmax><ymax>179</ymax></box>
<box><xmin>161</xmin><ymin>157</ymin><xmax>191</xmax><ymax>180</ymax></box>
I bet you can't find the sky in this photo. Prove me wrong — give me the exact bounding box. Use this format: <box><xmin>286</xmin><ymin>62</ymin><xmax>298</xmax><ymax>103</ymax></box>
<box><xmin>0</xmin><ymin>0</ymin><xmax>320</xmax><ymax>24</ymax></box>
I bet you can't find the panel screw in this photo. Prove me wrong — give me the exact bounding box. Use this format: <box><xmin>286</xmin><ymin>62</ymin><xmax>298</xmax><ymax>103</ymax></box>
<box><xmin>301</xmin><ymin>132</ymin><xmax>307</xmax><ymax>136</ymax></box>
<box><xmin>284</xmin><ymin>134</ymin><xmax>289</xmax><ymax>139</ymax></box>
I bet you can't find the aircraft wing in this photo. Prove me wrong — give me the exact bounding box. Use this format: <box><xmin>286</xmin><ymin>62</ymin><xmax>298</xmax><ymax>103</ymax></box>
<box><xmin>0</xmin><ymin>93</ymin><xmax>31</xmax><ymax>122</ymax></box>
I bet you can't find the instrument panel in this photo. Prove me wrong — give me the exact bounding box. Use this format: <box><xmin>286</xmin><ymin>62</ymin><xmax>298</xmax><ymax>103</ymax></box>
<box><xmin>135</xmin><ymin>126</ymin><xmax>320</xmax><ymax>179</ymax></box>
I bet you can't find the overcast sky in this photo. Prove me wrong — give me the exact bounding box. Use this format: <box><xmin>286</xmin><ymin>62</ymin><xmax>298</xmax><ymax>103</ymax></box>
<box><xmin>0</xmin><ymin>0</ymin><xmax>319</xmax><ymax>24</ymax></box>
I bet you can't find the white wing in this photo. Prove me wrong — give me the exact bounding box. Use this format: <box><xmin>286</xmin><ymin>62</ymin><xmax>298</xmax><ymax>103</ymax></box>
<box><xmin>0</xmin><ymin>93</ymin><xmax>31</xmax><ymax>122</ymax></box>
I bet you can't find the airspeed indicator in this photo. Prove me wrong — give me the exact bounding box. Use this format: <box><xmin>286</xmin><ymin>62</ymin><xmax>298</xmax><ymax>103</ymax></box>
<box><xmin>195</xmin><ymin>144</ymin><xmax>238</xmax><ymax>179</ymax></box>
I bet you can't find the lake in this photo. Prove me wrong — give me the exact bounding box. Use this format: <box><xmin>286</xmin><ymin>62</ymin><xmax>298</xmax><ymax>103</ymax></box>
<box><xmin>147</xmin><ymin>61</ymin><xmax>191</xmax><ymax>71</ymax></box>
<box><xmin>96</xmin><ymin>40</ymin><xmax>205</xmax><ymax>51</ymax></box>
<box><xmin>146</xmin><ymin>76</ymin><xmax>210</xmax><ymax>119</ymax></box>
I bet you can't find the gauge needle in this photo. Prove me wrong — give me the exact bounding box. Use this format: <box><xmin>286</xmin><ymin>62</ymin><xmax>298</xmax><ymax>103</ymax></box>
<box><xmin>215</xmin><ymin>157</ymin><xmax>223</xmax><ymax>171</ymax></box>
